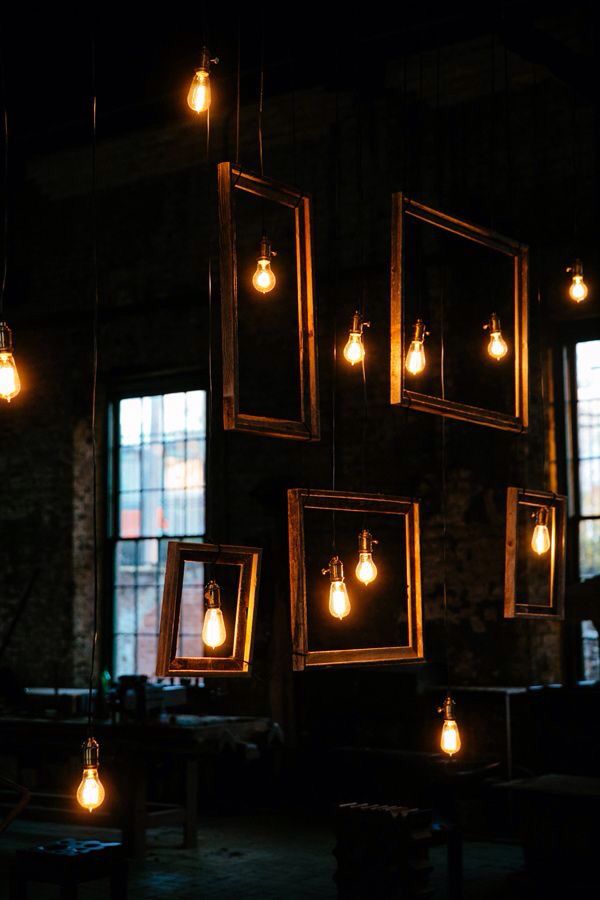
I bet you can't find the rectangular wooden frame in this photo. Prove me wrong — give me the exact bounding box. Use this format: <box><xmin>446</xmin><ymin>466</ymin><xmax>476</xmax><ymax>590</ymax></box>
<box><xmin>156</xmin><ymin>541</ymin><xmax>261</xmax><ymax>676</ymax></box>
<box><xmin>390</xmin><ymin>193</ymin><xmax>529</xmax><ymax>432</ymax></box>
<box><xmin>218</xmin><ymin>162</ymin><xmax>320</xmax><ymax>441</ymax></box>
<box><xmin>288</xmin><ymin>489</ymin><xmax>424</xmax><ymax>669</ymax></box>
<box><xmin>504</xmin><ymin>487</ymin><xmax>566</xmax><ymax>620</ymax></box>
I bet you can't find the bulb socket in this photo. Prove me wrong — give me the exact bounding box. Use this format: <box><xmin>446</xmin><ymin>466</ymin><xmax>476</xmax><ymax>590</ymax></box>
<box><xmin>567</xmin><ymin>258</ymin><xmax>584</xmax><ymax>277</ymax></box>
<box><xmin>82</xmin><ymin>737</ymin><xmax>100</xmax><ymax>768</ymax></box>
<box><xmin>438</xmin><ymin>694</ymin><xmax>456</xmax><ymax>721</ymax></box>
<box><xmin>322</xmin><ymin>555</ymin><xmax>344</xmax><ymax>582</ymax></box>
<box><xmin>358</xmin><ymin>529</ymin><xmax>378</xmax><ymax>554</ymax></box>
<box><xmin>204</xmin><ymin>580</ymin><xmax>222</xmax><ymax>610</ymax></box>
<box><xmin>198</xmin><ymin>46</ymin><xmax>218</xmax><ymax>72</ymax></box>
<box><xmin>534</xmin><ymin>506</ymin><xmax>549</xmax><ymax>528</ymax></box>
<box><xmin>0</xmin><ymin>321</ymin><xmax>14</xmax><ymax>353</ymax></box>
<box><xmin>411</xmin><ymin>319</ymin><xmax>427</xmax><ymax>343</ymax></box>
<box><xmin>350</xmin><ymin>312</ymin><xmax>370</xmax><ymax>335</ymax></box>
<box><xmin>484</xmin><ymin>312</ymin><xmax>501</xmax><ymax>334</ymax></box>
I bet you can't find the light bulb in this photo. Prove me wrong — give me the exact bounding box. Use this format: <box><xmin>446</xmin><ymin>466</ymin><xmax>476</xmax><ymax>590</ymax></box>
<box><xmin>440</xmin><ymin>719</ymin><xmax>461</xmax><ymax>757</ymax></box>
<box><xmin>567</xmin><ymin>260</ymin><xmax>588</xmax><ymax>303</ymax></box>
<box><xmin>252</xmin><ymin>235</ymin><xmax>277</xmax><ymax>294</ymax></box>
<box><xmin>531</xmin><ymin>507</ymin><xmax>551</xmax><ymax>555</ymax></box>
<box><xmin>438</xmin><ymin>695</ymin><xmax>461</xmax><ymax>758</ymax></box>
<box><xmin>76</xmin><ymin>738</ymin><xmax>105</xmax><ymax>813</ymax></box>
<box><xmin>0</xmin><ymin>322</ymin><xmax>21</xmax><ymax>402</ymax></box>
<box><xmin>187</xmin><ymin>48</ymin><xmax>217</xmax><ymax>113</ymax></box>
<box><xmin>77</xmin><ymin>767</ymin><xmax>106</xmax><ymax>812</ymax></box>
<box><xmin>405</xmin><ymin>319</ymin><xmax>428</xmax><ymax>375</ymax></box>
<box><xmin>202</xmin><ymin>580</ymin><xmax>227</xmax><ymax>649</ymax></box>
<box><xmin>355</xmin><ymin>529</ymin><xmax>378</xmax><ymax>585</ymax></box>
<box><xmin>343</xmin><ymin>312</ymin><xmax>370</xmax><ymax>366</ymax></box>
<box><xmin>484</xmin><ymin>313</ymin><xmax>508</xmax><ymax>361</ymax></box>
<box><xmin>322</xmin><ymin>556</ymin><xmax>351</xmax><ymax>620</ymax></box>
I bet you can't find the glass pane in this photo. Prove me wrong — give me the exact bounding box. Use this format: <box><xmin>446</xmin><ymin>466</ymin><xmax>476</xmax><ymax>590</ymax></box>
<box><xmin>163</xmin><ymin>490</ymin><xmax>186</xmax><ymax>534</ymax></box>
<box><xmin>142</xmin><ymin>443</ymin><xmax>164</xmax><ymax>490</ymax></box>
<box><xmin>579</xmin><ymin>459</ymin><xmax>600</xmax><ymax>516</ymax></box>
<box><xmin>120</xmin><ymin>397</ymin><xmax>142</xmax><ymax>446</ymax></box>
<box><xmin>186</xmin><ymin>391</ymin><xmax>206</xmax><ymax>437</ymax></box>
<box><xmin>186</xmin><ymin>490</ymin><xmax>204</xmax><ymax>535</ymax></box>
<box><xmin>136</xmin><ymin>636</ymin><xmax>158</xmax><ymax>679</ymax></box>
<box><xmin>580</xmin><ymin>520</ymin><xmax>600</xmax><ymax>580</ymax></box>
<box><xmin>577</xmin><ymin>401</ymin><xmax>600</xmax><ymax>460</ymax></box>
<box><xmin>120</xmin><ymin>492</ymin><xmax>142</xmax><ymax>538</ymax></box>
<box><xmin>114</xmin><ymin>634</ymin><xmax>135</xmax><ymax>679</ymax></box>
<box><xmin>164</xmin><ymin>392</ymin><xmax>187</xmax><ymax>438</ymax></box>
<box><xmin>141</xmin><ymin>489</ymin><xmax>163</xmax><ymax>537</ymax></box>
<box><xmin>114</xmin><ymin>585</ymin><xmax>136</xmax><ymax>635</ymax></box>
<box><xmin>119</xmin><ymin>446</ymin><xmax>141</xmax><ymax>492</ymax></box>
<box><xmin>115</xmin><ymin>541</ymin><xmax>136</xmax><ymax>585</ymax></box>
<box><xmin>186</xmin><ymin>439</ymin><xmax>205</xmax><ymax>488</ymax></box>
<box><xmin>164</xmin><ymin>441</ymin><xmax>187</xmax><ymax>489</ymax></box>
<box><xmin>141</xmin><ymin>395</ymin><xmax>164</xmax><ymax>443</ymax></box>
<box><xmin>576</xmin><ymin>341</ymin><xmax>600</xmax><ymax>401</ymax></box>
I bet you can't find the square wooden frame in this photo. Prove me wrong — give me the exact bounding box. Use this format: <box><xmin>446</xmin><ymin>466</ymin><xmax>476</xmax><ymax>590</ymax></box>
<box><xmin>504</xmin><ymin>487</ymin><xmax>566</xmax><ymax>620</ymax></box>
<box><xmin>390</xmin><ymin>193</ymin><xmax>529</xmax><ymax>432</ymax></box>
<box><xmin>156</xmin><ymin>541</ymin><xmax>261</xmax><ymax>676</ymax></box>
<box><xmin>218</xmin><ymin>162</ymin><xmax>320</xmax><ymax>441</ymax></box>
<box><xmin>288</xmin><ymin>489</ymin><xmax>425</xmax><ymax>669</ymax></box>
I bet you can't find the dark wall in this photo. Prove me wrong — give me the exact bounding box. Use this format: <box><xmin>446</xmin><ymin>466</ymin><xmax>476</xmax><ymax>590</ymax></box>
<box><xmin>1</xmin><ymin>21</ymin><xmax>598</xmax><ymax>745</ymax></box>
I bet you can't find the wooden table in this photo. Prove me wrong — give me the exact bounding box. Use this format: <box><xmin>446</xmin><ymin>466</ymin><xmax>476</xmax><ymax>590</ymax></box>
<box><xmin>0</xmin><ymin>714</ymin><xmax>275</xmax><ymax>856</ymax></box>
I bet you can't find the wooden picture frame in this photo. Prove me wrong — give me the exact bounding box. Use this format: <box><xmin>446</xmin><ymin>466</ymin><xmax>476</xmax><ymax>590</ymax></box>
<box><xmin>156</xmin><ymin>541</ymin><xmax>261</xmax><ymax>676</ymax></box>
<box><xmin>390</xmin><ymin>193</ymin><xmax>529</xmax><ymax>432</ymax></box>
<box><xmin>218</xmin><ymin>162</ymin><xmax>320</xmax><ymax>441</ymax></box>
<box><xmin>504</xmin><ymin>487</ymin><xmax>566</xmax><ymax>620</ymax></box>
<box><xmin>288</xmin><ymin>489</ymin><xmax>425</xmax><ymax>669</ymax></box>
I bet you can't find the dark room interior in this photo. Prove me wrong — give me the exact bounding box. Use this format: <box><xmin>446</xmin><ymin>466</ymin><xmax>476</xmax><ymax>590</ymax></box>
<box><xmin>1</xmin><ymin>3</ymin><xmax>600</xmax><ymax>898</ymax></box>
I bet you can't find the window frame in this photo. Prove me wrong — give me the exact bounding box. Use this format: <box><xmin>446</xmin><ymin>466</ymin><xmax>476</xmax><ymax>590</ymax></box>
<box><xmin>104</xmin><ymin>371</ymin><xmax>208</xmax><ymax>679</ymax></box>
<box><xmin>553</xmin><ymin>320</ymin><xmax>600</xmax><ymax>583</ymax></box>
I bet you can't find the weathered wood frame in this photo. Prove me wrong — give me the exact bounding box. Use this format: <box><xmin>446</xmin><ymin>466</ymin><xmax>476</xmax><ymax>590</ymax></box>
<box><xmin>156</xmin><ymin>541</ymin><xmax>261</xmax><ymax>676</ymax></box>
<box><xmin>390</xmin><ymin>193</ymin><xmax>529</xmax><ymax>432</ymax></box>
<box><xmin>504</xmin><ymin>487</ymin><xmax>566</xmax><ymax>620</ymax></box>
<box><xmin>218</xmin><ymin>162</ymin><xmax>320</xmax><ymax>440</ymax></box>
<box><xmin>288</xmin><ymin>489</ymin><xmax>425</xmax><ymax>669</ymax></box>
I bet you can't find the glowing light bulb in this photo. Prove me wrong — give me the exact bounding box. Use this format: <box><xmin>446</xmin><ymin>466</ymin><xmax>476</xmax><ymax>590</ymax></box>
<box><xmin>531</xmin><ymin>507</ymin><xmax>551</xmax><ymax>555</ymax></box>
<box><xmin>202</xmin><ymin>580</ymin><xmax>227</xmax><ymax>649</ymax></box>
<box><xmin>76</xmin><ymin>738</ymin><xmax>105</xmax><ymax>813</ymax></box>
<box><xmin>252</xmin><ymin>235</ymin><xmax>277</xmax><ymax>294</ymax></box>
<box><xmin>322</xmin><ymin>556</ymin><xmax>351</xmax><ymax>620</ymax></box>
<box><xmin>405</xmin><ymin>319</ymin><xmax>428</xmax><ymax>375</ymax></box>
<box><xmin>0</xmin><ymin>322</ymin><xmax>21</xmax><ymax>402</ymax></box>
<box><xmin>355</xmin><ymin>529</ymin><xmax>378</xmax><ymax>585</ymax></box>
<box><xmin>484</xmin><ymin>313</ymin><xmax>508</xmax><ymax>361</ymax></box>
<box><xmin>343</xmin><ymin>312</ymin><xmax>370</xmax><ymax>366</ymax></box>
<box><xmin>438</xmin><ymin>695</ymin><xmax>461</xmax><ymax>758</ymax></box>
<box><xmin>187</xmin><ymin>48</ymin><xmax>217</xmax><ymax>113</ymax></box>
<box><xmin>567</xmin><ymin>260</ymin><xmax>588</xmax><ymax>303</ymax></box>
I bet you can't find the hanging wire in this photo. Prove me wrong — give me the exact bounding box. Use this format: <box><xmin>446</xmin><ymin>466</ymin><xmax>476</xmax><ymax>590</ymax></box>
<box><xmin>258</xmin><ymin>27</ymin><xmax>265</xmax><ymax>178</ymax></box>
<box><xmin>87</xmin><ymin>38</ymin><xmax>100</xmax><ymax>736</ymax></box>
<box><xmin>503</xmin><ymin>44</ymin><xmax>514</xmax><ymax>225</ymax></box>
<box><xmin>489</xmin><ymin>33</ymin><xmax>497</xmax><ymax>229</ymax></box>
<box><xmin>440</xmin><ymin>277</ymin><xmax>450</xmax><ymax>694</ymax></box>
<box><xmin>331</xmin><ymin>63</ymin><xmax>341</xmax><ymax>554</ymax></box>
<box><xmin>235</xmin><ymin>14</ymin><xmax>241</xmax><ymax>167</ymax></box>
<box><xmin>0</xmin><ymin>47</ymin><xmax>8</xmax><ymax>318</ymax></box>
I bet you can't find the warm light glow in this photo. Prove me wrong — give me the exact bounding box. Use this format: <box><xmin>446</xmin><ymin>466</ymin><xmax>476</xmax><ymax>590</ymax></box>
<box><xmin>488</xmin><ymin>331</ymin><xmax>508</xmax><ymax>360</ymax></box>
<box><xmin>440</xmin><ymin>719</ymin><xmax>461</xmax><ymax>757</ymax></box>
<box><xmin>187</xmin><ymin>69</ymin><xmax>211</xmax><ymax>113</ymax></box>
<box><xmin>344</xmin><ymin>331</ymin><xmax>364</xmax><ymax>366</ymax></box>
<box><xmin>569</xmin><ymin>274</ymin><xmax>588</xmax><ymax>303</ymax></box>
<box><xmin>0</xmin><ymin>351</ymin><xmax>20</xmax><ymax>401</ymax></box>
<box><xmin>531</xmin><ymin>523</ymin><xmax>551</xmax><ymax>555</ymax></box>
<box><xmin>202</xmin><ymin>606</ymin><xmax>226</xmax><ymax>649</ymax></box>
<box><xmin>405</xmin><ymin>340</ymin><xmax>426</xmax><ymax>375</ymax></box>
<box><xmin>252</xmin><ymin>257</ymin><xmax>276</xmax><ymax>293</ymax></box>
<box><xmin>355</xmin><ymin>552</ymin><xmax>377</xmax><ymax>585</ymax></box>
<box><xmin>76</xmin><ymin>767</ymin><xmax>105</xmax><ymax>813</ymax></box>
<box><xmin>329</xmin><ymin>580</ymin><xmax>351</xmax><ymax>620</ymax></box>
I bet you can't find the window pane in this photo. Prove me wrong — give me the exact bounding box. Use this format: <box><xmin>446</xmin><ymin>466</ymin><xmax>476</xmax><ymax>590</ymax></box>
<box><xmin>576</xmin><ymin>341</ymin><xmax>600</xmax><ymax>401</ymax></box>
<box><xmin>580</xmin><ymin>520</ymin><xmax>600</xmax><ymax>580</ymax></box>
<box><xmin>113</xmin><ymin>389</ymin><xmax>206</xmax><ymax>680</ymax></box>
<box><xmin>579</xmin><ymin>459</ymin><xmax>600</xmax><ymax>516</ymax></box>
<box><xmin>577</xmin><ymin>401</ymin><xmax>600</xmax><ymax>461</ymax></box>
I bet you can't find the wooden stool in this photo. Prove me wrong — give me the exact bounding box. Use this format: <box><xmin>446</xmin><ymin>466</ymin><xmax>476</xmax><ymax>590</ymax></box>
<box><xmin>9</xmin><ymin>839</ymin><xmax>127</xmax><ymax>899</ymax></box>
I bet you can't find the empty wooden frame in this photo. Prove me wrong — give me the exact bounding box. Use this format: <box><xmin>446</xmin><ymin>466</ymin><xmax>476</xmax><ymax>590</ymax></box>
<box><xmin>288</xmin><ymin>489</ymin><xmax>424</xmax><ymax>669</ymax></box>
<box><xmin>218</xmin><ymin>162</ymin><xmax>320</xmax><ymax>440</ymax></box>
<box><xmin>156</xmin><ymin>541</ymin><xmax>261</xmax><ymax>676</ymax></box>
<box><xmin>504</xmin><ymin>488</ymin><xmax>566</xmax><ymax>620</ymax></box>
<box><xmin>390</xmin><ymin>193</ymin><xmax>529</xmax><ymax>432</ymax></box>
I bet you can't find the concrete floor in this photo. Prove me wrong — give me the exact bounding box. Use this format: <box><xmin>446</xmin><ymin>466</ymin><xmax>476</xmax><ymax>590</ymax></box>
<box><xmin>0</xmin><ymin>814</ymin><xmax>524</xmax><ymax>898</ymax></box>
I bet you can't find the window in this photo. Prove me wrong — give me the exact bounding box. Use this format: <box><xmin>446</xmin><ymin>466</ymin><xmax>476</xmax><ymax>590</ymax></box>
<box><xmin>565</xmin><ymin>339</ymin><xmax>600</xmax><ymax>580</ymax></box>
<box><xmin>580</xmin><ymin>620</ymin><xmax>600</xmax><ymax>682</ymax></box>
<box><xmin>109</xmin><ymin>389</ymin><xmax>207</xmax><ymax>678</ymax></box>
